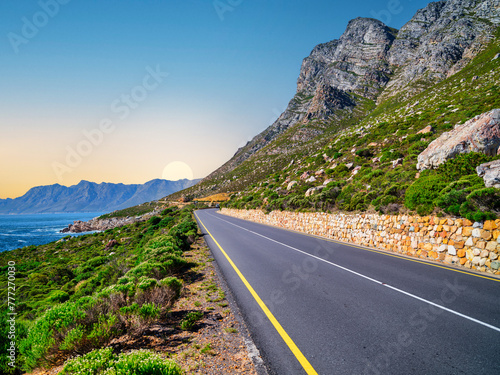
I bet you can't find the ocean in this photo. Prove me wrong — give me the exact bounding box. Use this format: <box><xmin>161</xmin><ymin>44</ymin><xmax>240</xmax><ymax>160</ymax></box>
<box><xmin>0</xmin><ymin>212</ymin><xmax>104</xmax><ymax>253</ymax></box>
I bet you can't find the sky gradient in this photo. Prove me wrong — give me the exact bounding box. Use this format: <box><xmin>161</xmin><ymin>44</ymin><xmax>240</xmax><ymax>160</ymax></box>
<box><xmin>1</xmin><ymin>0</ymin><xmax>430</xmax><ymax>198</ymax></box>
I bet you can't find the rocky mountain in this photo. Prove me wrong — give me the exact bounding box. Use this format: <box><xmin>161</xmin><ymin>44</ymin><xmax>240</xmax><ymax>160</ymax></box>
<box><xmin>202</xmin><ymin>18</ymin><xmax>396</xmax><ymax>184</ymax></box>
<box><xmin>380</xmin><ymin>0</ymin><xmax>499</xmax><ymax>102</ymax></box>
<box><xmin>0</xmin><ymin>179</ymin><xmax>199</xmax><ymax>214</ymax></box>
<box><xmin>172</xmin><ymin>0</ymin><xmax>500</xmax><ymax>201</ymax></box>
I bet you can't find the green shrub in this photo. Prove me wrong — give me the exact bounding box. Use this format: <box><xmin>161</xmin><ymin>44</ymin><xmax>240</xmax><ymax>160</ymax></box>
<box><xmin>159</xmin><ymin>277</ymin><xmax>183</xmax><ymax>299</ymax></box>
<box><xmin>138</xmin><ymin>303</ymin><xmax>160</xmax><ymax>320</ymax></box>
<box><xmin>110</xmin><ymin>349</ymin><xmax>183</xmax><ymax>375</ymax></box>
<box><xmin>355</xmin><ymin>148</ymin><xmax>373</xmax><ymax>158</ymax></box>
<box><xmin>119</xmin><ymin>303</ymin><xmax>139</xmax><ymax>316</ymax></box>
<box><xmin>330</xmin><ymin>164</ymin><xmax>350</xmax><ymax>179</ymax></box>
<box><xmin>148</xmin><ymin>216</ymin><xmax>162</xmax><ymax>226</ymax></box>
<box><xmin>87</xmin><ymin>314</ymin><xmax>118</xmax><ymax>346</ymax></box>
<box><xmin>117</xmin><ymin>276</ymin><xmax>133</xmax><ymax>285</ymax></box>
<box><xmin>380</xmin><ymin>150</ymin><xmax>404</xmax><ymax>162</ymax></box>
<box><xmin>19</xmin><ymin>302</ymin><xmax>87</xmax><ymax>371</ymax></box>
<box><xmin>59</xmin><ymin>325</ymin><xmax>85</xmax><ymax>351</ymax></box>
<box><xmin>61</xmin><ymin>347</ymin><xmax>115</xmax><ymax>375</ymax></box>
<box><xmin>137</xmin><ymin>277</ymin><xmax>159</xmax><ymax>291</ymax></box>
<box><xmin>437</xmin><ymin>152</ymin><xmax>493</xmax><ymax>181</ymax></box>
<box><xmin>161</xmin><ymin>207</ymin><xmax>177</xmax><ymax>216</ymax></box>
<box><xmin>405</xmin><ymin>175</ymin><xmax>448</xmax><ymax>214</ymax></box>
<box><xmin>147</xmin><ymin>235</ymin><xmax>176</xmax><ymax>250</ymax></box>
<box><xmin>126</xmin><ymin>262</ymin><xmax>167</xmax><ymax>279</ymax></box>
<box><xmin>106</xmin><ymin>282</ymin><xmax>136</xmax><ymax>298</ymax></box>
<box><xmin>466</xmin><ymin>187</ymin><xmax>500</xmax><ymax>213</ymax></box>
<box><xmin>180</xmin><ymin>311</ymin><xmax>203</xmax><ymax>331</ymax></box>
<box><xmin>435</xmin><ymin>189</ymin><xmax>468</xmax><ymax>213</ymax></box>
<box><xmin>159</xmin><ymin>217</ymin><xmax>174</xmax><ymax>228</ymax></box>
<box><xmin>407</xmin><ymin>140</ymin><xmax>430</xmax><ymax>156</ymax></box>
<box><xmin>469</xmin><ymin>210</ymin><xmax>497</xmax><ymax>222</ymax></box>
<box><xmin>47</xmin><ymin>290</ymin><xmax>70</xmax><ymax>303</ymax></box>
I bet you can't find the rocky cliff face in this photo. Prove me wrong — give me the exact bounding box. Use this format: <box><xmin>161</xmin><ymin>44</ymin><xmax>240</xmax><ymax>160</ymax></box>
<box><xmin>297</xmin><ymin>18</ymin><xmax>396</xmax><ymax>98</ymax></box>
<box><xmin>202</xmin><ymin>18</ymin><xmax>397</xmax><ymax>183</ymax></box>
<box><xmin>380</xmin><ymin>0</ymin><xmax>500</xmax><ymax>102</ymax></box>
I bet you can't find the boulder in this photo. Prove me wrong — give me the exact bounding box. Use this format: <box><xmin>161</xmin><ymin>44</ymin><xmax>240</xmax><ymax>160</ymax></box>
<box><xmin>287</xmin><ymin>181</ymin><xmax>298</xmax><ymax>190</ymax></box>
<box><xmin>417</xmin><ymin>109</ymin><xmax>500</xmax><ymax>170</ymax></box>
<box><xmin>305</xmin><ymin>186</ymin><xmax>324</xmax><ymax>197</ymax></box>
<box><xmin>476</xmin><ymin>160</ymin><xmax>500</xmax><ymax>188</ymax></box>
<box><xmin>417</xmin><ymin>125</ymin><xmax>434</xmax><ymax>134</ymax></box>
<box><xmin>392</xmin><ymin>158</ymin><xmax>403</xmax><ymax>168</ymax></box>
<box><xmin>323</xmin><ymin>179</ymin><xmax>335</xmax><ymax>186</ymax></box>
<box><xmin>351</xmin><ymin>166</ymin><xmax>362</xmax><ymax>175</ymax></box>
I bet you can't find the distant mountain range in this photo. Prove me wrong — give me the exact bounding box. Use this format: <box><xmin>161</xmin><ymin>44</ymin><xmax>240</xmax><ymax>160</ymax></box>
<box><xmin>0</xmin><ymin>179</ymin><xmax>199</xmax><ymax>214</ymax></box>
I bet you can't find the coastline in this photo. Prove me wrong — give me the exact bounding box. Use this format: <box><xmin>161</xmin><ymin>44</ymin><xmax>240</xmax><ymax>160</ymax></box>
<box><xmin>0</xmin><ymin>212</ymin><xmax>104</xmax><ymax>253</ymax></box>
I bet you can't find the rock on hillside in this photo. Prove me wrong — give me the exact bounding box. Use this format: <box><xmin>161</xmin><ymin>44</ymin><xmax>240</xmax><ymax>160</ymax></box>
<box><xmin>477</xmin><ymin>159</ymin><xmax>500</xmax><ymax>188</ymax></box>
<box><xmin>380</xmin><ymin>0</ymin><xmax>500</xmax><ymax>102</ymax></box>
<box><xmin>417</xmin><ymin>108</ymin><xmax>500</xmax><ymax>170</ymax></box>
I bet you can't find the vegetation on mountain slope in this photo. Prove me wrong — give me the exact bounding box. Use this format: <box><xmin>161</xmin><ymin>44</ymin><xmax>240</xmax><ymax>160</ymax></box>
<box><xmin>176</xmin><ymin>29</ymin><xmax>500</xmax><ymax>220</ymax></box>
<box><xmin>225</xmin><ymin>32</ymin><xmax>500</xmax><ymax>217</ymax></box>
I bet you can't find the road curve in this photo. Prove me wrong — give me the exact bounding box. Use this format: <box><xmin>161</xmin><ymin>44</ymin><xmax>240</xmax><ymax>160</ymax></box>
<box><xmin>194</xmin><ymin>209</ymin><xmax>500</xmax><ymax>375</ymax></box>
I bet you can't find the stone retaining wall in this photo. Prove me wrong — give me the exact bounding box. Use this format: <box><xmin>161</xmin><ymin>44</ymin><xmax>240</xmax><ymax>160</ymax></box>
<box><xmin>220</xmin><ymin>208</ymin><xmax>500</xmax><ymax>275</ymax></box>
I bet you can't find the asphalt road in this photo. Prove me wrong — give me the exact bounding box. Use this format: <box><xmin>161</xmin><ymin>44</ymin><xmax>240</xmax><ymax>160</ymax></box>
<box><xmin>194</xmin><ymin>209</ymin><xmax>500</xmax><ymax>375</ymax></box>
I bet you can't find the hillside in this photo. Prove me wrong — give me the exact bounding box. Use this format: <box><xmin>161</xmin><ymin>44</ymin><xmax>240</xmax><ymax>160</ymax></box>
<box><xmin>0</xmin><ymin>205</ymin><xmax>257</xmax><ymax>373</ymax></box>
<box><xmin>170</xmin><ymin>0</ymin><xmax>500</xmax><ymax>219</ymax></box>
<box><xmin>0</xmin><ymin>179</ymin><xmax>199</xmax><ymax>214</ymax></box>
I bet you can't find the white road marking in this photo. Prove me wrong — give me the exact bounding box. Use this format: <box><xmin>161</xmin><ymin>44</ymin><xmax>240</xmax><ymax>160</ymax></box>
<box><xmin>207</xmin><ymin>212</ymin><xmax>500</xmax><ymax>333</ymax></box>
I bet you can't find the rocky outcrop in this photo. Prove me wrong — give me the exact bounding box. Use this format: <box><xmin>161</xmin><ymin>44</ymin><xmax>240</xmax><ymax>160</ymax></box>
<box><xmin>297</xmin><ymin>17</ymin><xmax>396</xmax><ymax>99</ymax></box>
<box><xmin>61</xmin><ymin>209</ymin><xmax>161</xmax><ymax>233</ymax></box>
<box><xmin>417</xmin><ymin>109</ymin><xmax>500</xmax><ymax>170</ymax></box>
<box><xmin>380</xmin><ymin>0</ymin><xmax>500</xmax><ymax>102</ymax></box>
<box><xmin>477</xmin><ymin>160</ymin><xmax>500</xmax><ymax>188</ymax></box>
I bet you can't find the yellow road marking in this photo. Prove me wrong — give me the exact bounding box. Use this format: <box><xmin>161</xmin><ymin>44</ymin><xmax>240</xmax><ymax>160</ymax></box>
<box><xmin>195</xmin><ymin>212</ymin><xmax>318</xmax><ymax>375</ymax></box>
<box><xmin>217</xmin><ymin>211</ymin><xmax>500</xmax><ymax>283</ymax></box>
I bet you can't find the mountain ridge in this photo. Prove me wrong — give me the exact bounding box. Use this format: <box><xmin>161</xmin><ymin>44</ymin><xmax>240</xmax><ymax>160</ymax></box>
<box><xmin>0</xmin><ymin>179</ymin><xmax>199</xmax><ymax>214</ymax></box>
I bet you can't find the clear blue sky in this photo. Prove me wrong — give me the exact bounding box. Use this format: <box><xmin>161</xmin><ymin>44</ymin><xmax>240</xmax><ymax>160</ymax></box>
<box><xmin>0</xmin><ymin>0</ymin><xmax>431</xmax><ymax>198</ymax></box>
